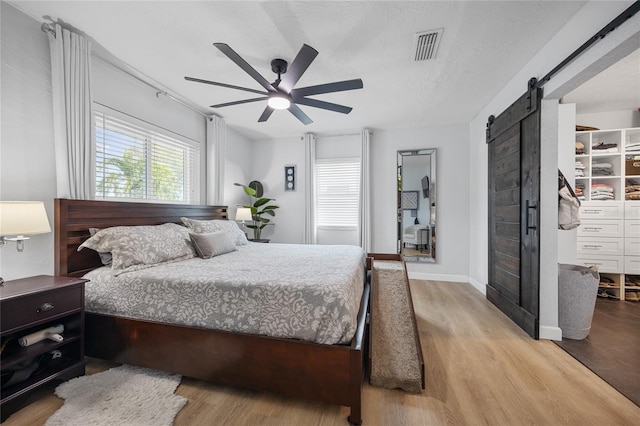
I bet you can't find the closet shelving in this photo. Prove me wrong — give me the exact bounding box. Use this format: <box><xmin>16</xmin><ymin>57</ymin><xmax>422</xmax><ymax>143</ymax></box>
<box><xmin>574</xmin><ymin>127</ymin><xmax>640</xmax><ymax>302</ymax></box>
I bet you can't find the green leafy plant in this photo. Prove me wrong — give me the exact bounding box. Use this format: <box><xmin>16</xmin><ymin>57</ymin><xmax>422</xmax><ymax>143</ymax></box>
<box><xmin>235</xmin><ymin>182</ymin><xmax>279</xmax><ymax>240</ymax></box>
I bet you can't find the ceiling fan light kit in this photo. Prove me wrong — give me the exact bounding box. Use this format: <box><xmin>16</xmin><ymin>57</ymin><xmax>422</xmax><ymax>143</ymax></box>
<box><xmin>267</xmin><ymin>93</ymin><xmax>291</xmax><ymax>110</ymax></box>
<box><xmin>185</xmin><ymin>43</ymin><xmax>363</xmax><ymax>125</ymax></box>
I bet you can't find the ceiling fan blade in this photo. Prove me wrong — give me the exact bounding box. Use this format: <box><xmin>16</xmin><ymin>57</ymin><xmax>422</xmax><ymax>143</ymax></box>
<box><xmin>210</xmin><ymin>97</ymin><xmax>268</xmax><ymax>108</ymax></box>
<box><xmin>213</xmin><ymin>43</ymin><xmax>276</xmax><ymax>92</ymax></box>
<box><xmin>291</xmin><ymin>79</ymin><xmax>363</xmax><ymax>98</ymax></box>
<box><xmin>185</xmin><ymin>76</ymin><xmax>268</xmax><ymax>95</ymax></box>
<box><xmin>258</xmin><ymin>106</ymin><xmax>275</xmax><ymax>122</ymax></box>
<box><xmin>278</xmin><ymin>44</ymin><xmax>318</xmax><ymax>94</ymax></box>
<box><xmin>288</xmin><ymin>104</ymin><xmax>313</xmax><ymax>125</ymax></box>
<box><xmin>294</xmin><ymin>98</ymin><xmax>353</xmax><ymax>114</ymax></box>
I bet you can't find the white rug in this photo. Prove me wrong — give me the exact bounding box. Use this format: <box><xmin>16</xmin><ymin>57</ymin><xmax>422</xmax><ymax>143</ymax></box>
<box><xmin>46</xmin><ymin>365</ymin><xmax>187</xmax><ymax>426</ymax></box>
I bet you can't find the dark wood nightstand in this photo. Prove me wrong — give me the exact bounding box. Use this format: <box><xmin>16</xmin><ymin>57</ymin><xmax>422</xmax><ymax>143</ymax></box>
<box><xmin>248</xmin><ymin>239</ymin><xmax>270</xmax><ymax>243</ymax></box>
<box><xmin>0</xmin><ymin>275</ymin><xmax>88</xmax><ymax>421</ymax></box>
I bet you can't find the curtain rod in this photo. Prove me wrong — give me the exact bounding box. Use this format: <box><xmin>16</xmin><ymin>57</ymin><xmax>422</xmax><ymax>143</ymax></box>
<box><xmin>315</xmin><ymin>131</ymin><xmax>373</xmax><ymax>139</ymax></box>
<box><xmin>40</xmin><ymin>22</ymin><xmax>212</xmax><ymax>121</ymax></box>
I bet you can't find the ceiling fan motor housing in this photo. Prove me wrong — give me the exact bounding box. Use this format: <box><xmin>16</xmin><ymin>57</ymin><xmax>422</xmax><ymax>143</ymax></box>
<box><xmin>271</xmin><ymin>59</ymin><xmax>288</xmax><ymax>78</ymax></box>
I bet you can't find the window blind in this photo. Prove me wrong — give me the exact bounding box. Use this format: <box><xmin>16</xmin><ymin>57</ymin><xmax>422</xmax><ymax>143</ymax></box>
<box><xmin>94</xmin><ymin>111</ymin><xmax>199</xmax><ymax>203</ymax></box>
<box><xmin>315</xmin><ymin>158</ymin><xmax>360</xmax><ymax>228</ymax></box>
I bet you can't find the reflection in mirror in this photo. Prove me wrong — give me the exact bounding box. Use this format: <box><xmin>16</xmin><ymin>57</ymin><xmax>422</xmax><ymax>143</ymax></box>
<box><xmin>397</xmin><ymin>149</ymin><xmax>436</xmax><ymax>262</ymax></box>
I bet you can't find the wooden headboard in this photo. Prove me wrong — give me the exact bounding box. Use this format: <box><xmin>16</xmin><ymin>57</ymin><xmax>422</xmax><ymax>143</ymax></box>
<box><xmin>54</xmin><ymin>198</ymin><xmax>228</xmax><ymax>277</ymax></box>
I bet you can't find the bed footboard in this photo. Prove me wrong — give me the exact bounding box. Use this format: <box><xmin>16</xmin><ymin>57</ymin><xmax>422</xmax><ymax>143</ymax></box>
<box><xmin>85</xmin><ymin>279</ymin><xmax>371</xmax><ymax>424</ymax></box>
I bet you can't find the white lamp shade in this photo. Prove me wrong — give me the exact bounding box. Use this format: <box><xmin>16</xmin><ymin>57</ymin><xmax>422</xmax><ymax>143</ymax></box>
<box><xmin>235</xmin><ymin>207</ymin><xmax>252</xmax><ymax>222</ymax></box>
<box><xmin>0</xmin><ymin>201</ymin><xmax>52</xmax><ymax>236</ymax></box>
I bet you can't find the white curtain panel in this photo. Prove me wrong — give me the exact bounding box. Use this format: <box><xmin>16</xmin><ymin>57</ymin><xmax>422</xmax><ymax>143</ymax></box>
<box><xmin>303</xmin><ymin>133</ymin><xmax>317</xmax><ymax>244</ymax></box>
<box><xmin>359</xmin><ymin>129</ymin><xmax>372</xmax><ymax>252</ymax></box>
<box><xmin>206</xmin><ymin>115</ymin><xmax>226</xmax><ymax>205</ymax></box>
<box><xmin>47</xmin><ymin>24</ymin><xmax>95</xmax><ymax>199</ymax></box>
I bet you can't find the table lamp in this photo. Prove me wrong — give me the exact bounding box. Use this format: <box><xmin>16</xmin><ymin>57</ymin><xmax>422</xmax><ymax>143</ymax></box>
<box><xmin>0</xmin><ymin>201</ymin><xmax>52</xmax><ymax>252</ymax></box>
<box><xmin>235</xmin><ymin>207</ymin><xmax>252</xmax><ymax>236</ymax></box>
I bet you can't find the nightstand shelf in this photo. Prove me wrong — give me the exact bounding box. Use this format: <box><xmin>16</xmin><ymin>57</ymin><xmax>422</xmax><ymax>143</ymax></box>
<box><xmin>0</xmin><ymin>275</ymin><xmax>87</xmax><ymax>422</ymax></box>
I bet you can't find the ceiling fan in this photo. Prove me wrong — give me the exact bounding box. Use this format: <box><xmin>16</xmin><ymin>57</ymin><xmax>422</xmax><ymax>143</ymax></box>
<box><xmin>185</xmin><ymin>43</ymin><xmax>363</xmax><ymax>125</ymax></box>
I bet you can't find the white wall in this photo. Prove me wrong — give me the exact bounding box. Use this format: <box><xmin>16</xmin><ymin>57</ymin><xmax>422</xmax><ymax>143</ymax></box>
<box><xmin>372</xmin><ymin>125</ymin><xmax>470</xmax><ymax>281</ymax></box>
<box><xmin>0</xmin><ymin>3</ymin><xmax>229</xmax><ymax>280</ymax></box>
<box><xmin>0</xmin><ymin>2</ymin><xmax>56</xmax><ymax>280</ymax></box>
<box><xmin>557</xmin><ymin>103</ymin><xmax>579</xmax><ymax>265</ymax></box>
<box><xmin>468</xmin><ymin>0</ymin><xmax>639</xmax><ymax>340</ymax></box>
<box><xmin>249</xmin><ymin>136</ymin><xmax>306</xmax><ymax>243</ymax></box>
<box><xmin>576</xmin><ymin>109</ymin><xmax>640</xmax><ymax>130</ymax></box>
<box><xmin>224</xmin><ymin>125</ymin><xmax>254</xmax><ymax>222</ymax></box>
<box><xmin>251</xmin><ymin>124</ymin><xmax>470</xmax><ymax>280</ymax></box>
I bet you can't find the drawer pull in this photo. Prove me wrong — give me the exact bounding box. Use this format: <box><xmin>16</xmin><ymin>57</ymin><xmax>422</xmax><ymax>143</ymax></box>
<box><xmin>584</xmin><ymin>227</ymin><xmax>603</xmax><ymax>231</ymax></box>
<box><xmin>583</xmin><ymin>210</ymin><xmax>603</xmax><ymax>214</ymax></box>
<box><xmin>583</xmin><ymin>245</ymin><xmax>602</xmax><ymax>249</ymax></box>
<box><xmin>36</xmin><ymin>302</ymin><xmax>55</xmax><ymax>313</ymax></box>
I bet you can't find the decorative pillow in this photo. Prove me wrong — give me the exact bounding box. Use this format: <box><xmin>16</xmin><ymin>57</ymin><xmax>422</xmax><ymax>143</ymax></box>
<box><xmin>181</xmin><ymin>217</ymin><xmax>248</xmax><ymax>246</ymax></box>
<box><xmin>79</xmin><ymin>223</ymin><xmax>196</xmax><ymax>271</ymax></box>
<box><xmin>89</xmin><ymin>228</ymin><xmax>112</xmax><ymax>266</ymax></box>
<box><xmin>189</xmin><ymin>231</ymin><xmax>237</xmax><ymax>259</ymax></box>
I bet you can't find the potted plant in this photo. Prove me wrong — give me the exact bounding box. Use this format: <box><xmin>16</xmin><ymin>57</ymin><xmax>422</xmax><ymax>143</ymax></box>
<box><xmin>235</xmin><ymin>181</ymin><xmax>279</xmax><ymax>240</ymax></box>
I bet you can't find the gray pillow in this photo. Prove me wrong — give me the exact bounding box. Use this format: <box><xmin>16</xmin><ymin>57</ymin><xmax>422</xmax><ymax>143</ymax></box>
<box><xmin>89</xmin><ymin>228</ymin><xmax>112</xmax><ymax>266</ymax></box>
<box><xmin>181</xmin><ymin>217</ymin><xmax>248</xmax><ymax>246</ymax></box>
<box><xmin>79</xmin><ymin>223</ymin><xmax>196</xmax><ymax>271</ymax></box>
<box><xmin>189</xmin><ymin>231</ymin><xmax>237</xmax><ymax>259</ymax></box>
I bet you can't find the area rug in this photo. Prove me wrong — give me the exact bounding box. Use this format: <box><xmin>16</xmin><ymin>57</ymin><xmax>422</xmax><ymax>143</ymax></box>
<box><xmin>45</xmin><ymin>364</ymin><xmax>187</xmax><ymax>426</ymax></box>
<box><xmin>370</xmin><ymin>259</ymin><xmax>424</xmax><ymax>393</ymax></box>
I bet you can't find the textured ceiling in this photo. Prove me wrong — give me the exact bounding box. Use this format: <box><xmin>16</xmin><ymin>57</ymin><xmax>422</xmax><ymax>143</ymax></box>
<box><xmin>564</xmin><ymin>47</ymin><xmax>640</xmax><ymax>115</ymax></box>
<box><xmin>12</xmin><ymin>1</ymin><xmax>592</xmax><ymax>140</ymax></box>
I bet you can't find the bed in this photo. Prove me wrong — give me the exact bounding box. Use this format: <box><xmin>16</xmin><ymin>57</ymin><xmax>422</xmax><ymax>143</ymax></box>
<box><xmin>54</xmin><ymin>198</ymin><xmax>371</xmax><ymax>425</ymax></box>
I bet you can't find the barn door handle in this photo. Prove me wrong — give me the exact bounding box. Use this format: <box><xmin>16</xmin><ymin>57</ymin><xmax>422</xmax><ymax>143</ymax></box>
<box><xmin>526</xmin><ymin>200</ymin><xmax>537</xmax><ymax>235</ymax></box>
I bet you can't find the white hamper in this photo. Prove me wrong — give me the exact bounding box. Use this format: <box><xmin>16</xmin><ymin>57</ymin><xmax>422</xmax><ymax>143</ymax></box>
<box><xmin>558</xmin><ymin>263</ymin><xmax>600</xmax><ymax>340</ymax></box>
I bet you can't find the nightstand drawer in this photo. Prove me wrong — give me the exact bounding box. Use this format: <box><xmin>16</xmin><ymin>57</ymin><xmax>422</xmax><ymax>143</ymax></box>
<box><xmin>1</xmin><ymin>286</ymin><xmax>83</xmax><ymax>333</ymax></box>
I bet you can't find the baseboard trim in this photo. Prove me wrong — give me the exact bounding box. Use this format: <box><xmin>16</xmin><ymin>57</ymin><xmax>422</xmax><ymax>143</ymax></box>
<box><xmin>467</xmin><ymin>277</ymin><xmax>486</xmax><ymax>295</ymax></box>
<box><xmin>407</xmin><ymin>272</ymin><xmax>468</xmax><ymax>283</ymax></box>
<box><xmin>539</xmin><ymin>325</ymin><xmax>563</xmax><ymax>341</ymax></box>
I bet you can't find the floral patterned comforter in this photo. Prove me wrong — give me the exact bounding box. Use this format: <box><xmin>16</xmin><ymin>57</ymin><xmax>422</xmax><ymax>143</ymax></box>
<box><xmin>83</xmin><ymin>243</ymin><xmax>365</xmax><ymax>345</ymax></box>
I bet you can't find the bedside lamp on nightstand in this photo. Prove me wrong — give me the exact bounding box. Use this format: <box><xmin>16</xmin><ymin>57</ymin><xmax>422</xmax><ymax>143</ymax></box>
<box><xmin>235</xmin><ymin>207</ymin><xmax>252</xmax><ymax>237</ymax></box>
<box><xmin>0</xmin><ymin>201</ymin><xmax>52</xmax><ymax>285</ymax></box>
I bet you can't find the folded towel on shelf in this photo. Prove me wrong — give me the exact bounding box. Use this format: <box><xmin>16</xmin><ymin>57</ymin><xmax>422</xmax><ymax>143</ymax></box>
<box><xmin>625</xmin><ymin>141</ymin><xmax>640</xmax><ymax>152</ymax></box>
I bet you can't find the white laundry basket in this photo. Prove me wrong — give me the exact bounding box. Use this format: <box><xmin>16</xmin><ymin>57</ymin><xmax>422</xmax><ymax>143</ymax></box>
<box><xmin>558</xmin><ymin>263</ymin><xmax>600</xmax><ymax>340</ymax></box>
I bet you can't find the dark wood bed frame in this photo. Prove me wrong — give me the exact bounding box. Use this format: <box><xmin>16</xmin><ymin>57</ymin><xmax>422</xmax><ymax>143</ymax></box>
<box><xmin>54</xmin><ymin>198</ymin><xmax>371</xmax><ymax>425</ymax></box>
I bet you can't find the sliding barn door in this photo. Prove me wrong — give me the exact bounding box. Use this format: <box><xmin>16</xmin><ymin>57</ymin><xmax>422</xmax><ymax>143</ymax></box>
<box><xmin>486</xmin><ymin>79</ymin><xmax>541</xmax><ymax>339</ymax></box>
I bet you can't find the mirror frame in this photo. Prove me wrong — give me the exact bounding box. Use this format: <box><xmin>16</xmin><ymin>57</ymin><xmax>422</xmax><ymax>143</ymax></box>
<box><xmin>397</xmin><ymin>149</ymin><xmax>436</xmax><ymax>263</ymax></box>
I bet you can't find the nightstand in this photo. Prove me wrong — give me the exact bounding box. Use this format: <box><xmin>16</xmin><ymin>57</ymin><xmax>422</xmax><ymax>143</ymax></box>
<box><xmin>0</xmin><ymin>275</ymin><xmax>88</xmax><ymax>421</ymax></box>
<box><xmin>248</xmin><ymin>239</ymin><xmax>270</xmax><ymax>243</ymax></box>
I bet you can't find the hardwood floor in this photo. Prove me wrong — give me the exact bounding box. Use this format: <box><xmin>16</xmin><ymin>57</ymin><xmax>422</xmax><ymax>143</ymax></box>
<box><xmin>555</xmin><ymin>297</ymin><xmax>640</xmax><ymax>406</ymax></box>
<box><xmin>4</xmin><ymin>280</ymin><xmax>640</xmax><ymax>425</ymax></box>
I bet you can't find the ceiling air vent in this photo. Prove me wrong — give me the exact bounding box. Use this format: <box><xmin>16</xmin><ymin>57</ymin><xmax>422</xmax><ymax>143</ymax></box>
<box><xmin>413</xmin><ymin>29</ymin><xmax>443</xmax><ymax>61</ymax></box>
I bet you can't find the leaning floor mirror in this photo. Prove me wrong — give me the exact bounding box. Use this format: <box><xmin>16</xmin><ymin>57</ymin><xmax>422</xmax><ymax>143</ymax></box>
<box><xmin>397</xmin><ymin>149</ymin><xmax>436</xmax><ymax>262</ymax></box>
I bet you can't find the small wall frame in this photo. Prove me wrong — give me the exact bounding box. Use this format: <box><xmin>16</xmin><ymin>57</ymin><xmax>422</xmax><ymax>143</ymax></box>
<box><xmin>284</xmin><ymin>165</ymin><xmax>296</xmax><ymax>191</ymax></box>
<box><xmin>401</xmin><ymin>191</ymin><xmax>419</xmax><ymax>210</ymax></box>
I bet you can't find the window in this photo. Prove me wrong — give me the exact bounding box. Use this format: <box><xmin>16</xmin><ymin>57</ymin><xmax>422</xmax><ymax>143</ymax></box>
<box><xmin>94</xmin><ymin>110</ymin><xmax>199</xmax><ymax>203</ymax></box>
<box><xmin>315</xmin><ymin>158</ymin><xmax>360</xmax><ymax>228</ymax></box>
